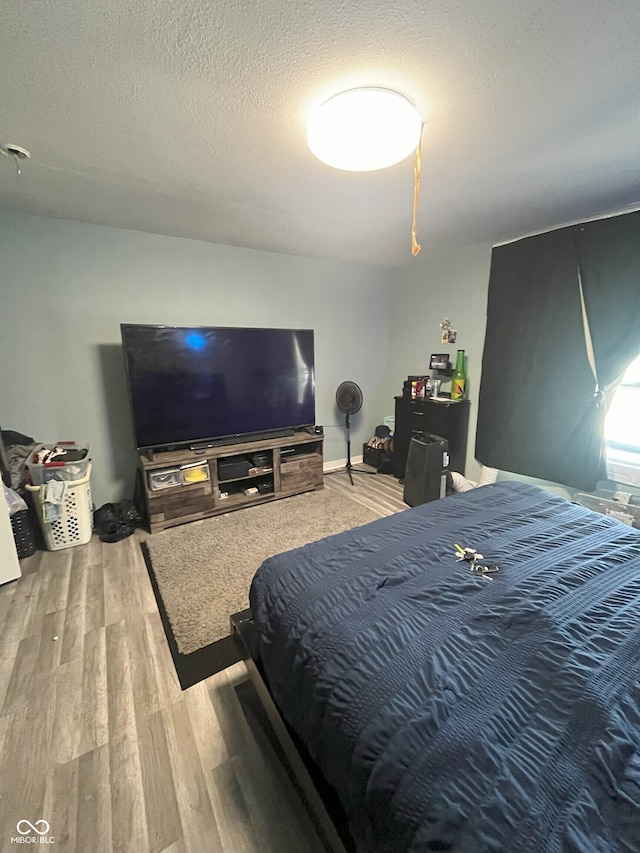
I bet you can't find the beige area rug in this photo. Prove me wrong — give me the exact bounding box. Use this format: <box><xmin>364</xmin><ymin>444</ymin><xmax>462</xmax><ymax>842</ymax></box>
<box><xmin>144</xmin><ymin>488</ymin><xmax>381</xmax><ymax>655</ymax></box>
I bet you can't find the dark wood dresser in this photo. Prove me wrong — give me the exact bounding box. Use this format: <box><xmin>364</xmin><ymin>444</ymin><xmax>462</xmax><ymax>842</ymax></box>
<box><xmin>393</xmin><ymin>396</ymin><xmax>470</xmax><ymax>479</ymax></box>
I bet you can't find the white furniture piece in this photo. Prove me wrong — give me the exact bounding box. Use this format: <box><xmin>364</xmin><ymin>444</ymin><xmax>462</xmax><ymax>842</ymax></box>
<box><xmin>0</xmin><ymin>496</ymin><xmax>22</xmax><ymax>584</ymax></box>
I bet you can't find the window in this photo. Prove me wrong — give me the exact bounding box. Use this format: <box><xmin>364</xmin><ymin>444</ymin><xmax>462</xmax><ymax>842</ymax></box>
<box><xmin>605</xmin><ymin>351</ymin><xmax>640</xmax><ymax>486</ymax></box>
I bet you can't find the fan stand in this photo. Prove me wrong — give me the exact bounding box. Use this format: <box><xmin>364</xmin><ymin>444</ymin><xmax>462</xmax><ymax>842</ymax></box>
<box><xmin>332</xmin><ymin>380</ymin><xmax>376</xmax><ymax>486</ymax></box>
<box><xmin>340</xmin><ymin>412</ymin><xmax>377</xmax><ymax>486</ymax></box>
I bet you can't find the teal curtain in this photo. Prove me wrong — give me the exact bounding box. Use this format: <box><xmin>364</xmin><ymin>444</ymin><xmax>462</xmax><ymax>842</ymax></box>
<box><xmin>476</xmin><ymin>209</ymin><xmax>640</xmax><ymax>491</ymax></box>
<box><xmin>575</xmin><ymin>212</ymin><xmax>640</xmax><ymax>389</ymax></box>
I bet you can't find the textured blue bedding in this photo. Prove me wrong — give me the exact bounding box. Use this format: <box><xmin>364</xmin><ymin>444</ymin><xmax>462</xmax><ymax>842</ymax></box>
<box><xmin>249</xmin><ymin>482</ymin><xmax>640</xmax><ymax>853</ymax></box>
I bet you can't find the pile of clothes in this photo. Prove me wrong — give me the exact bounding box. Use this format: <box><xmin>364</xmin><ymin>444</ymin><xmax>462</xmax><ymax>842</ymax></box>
<box><xmin>39</xmin><ymin>479</ymin><xmax>67</xmax><ymax>523</ymax></box>
<box><xmin>1</xmin><ymin>429</ymin><xmax>35</xmax><ymax>491</ymax></box>
<box><xmin>30</xmin><ymin>443</ymin><xmax>88</xmax><ymax>468</ymax></box>
<box><xmin>29</xmin><ymin>443</ymin><xmax>90</xmax><ymax>523</ymax></box>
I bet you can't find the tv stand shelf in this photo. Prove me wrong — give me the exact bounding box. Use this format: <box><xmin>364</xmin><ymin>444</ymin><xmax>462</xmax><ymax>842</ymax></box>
<box><xmin>218</xmin><ymin>465</ymin><xmax>274</xmax><ymax>485</ymax></box>
<box><xmin>139</xmin><ymin>431</ymin><xmax>323</xmax><ymax>533</ymax></box>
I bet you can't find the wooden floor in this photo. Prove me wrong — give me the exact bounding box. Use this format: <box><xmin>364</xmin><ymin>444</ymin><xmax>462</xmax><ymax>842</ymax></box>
<box><xmin>323</xmin><ymin>465</ymin><xmax>407</xmax><ymax>517</ymax></box>
<box><xmin>0</xmin><ymin>471</ymin><xmax>405</xmax><ymax>853</ymax></box>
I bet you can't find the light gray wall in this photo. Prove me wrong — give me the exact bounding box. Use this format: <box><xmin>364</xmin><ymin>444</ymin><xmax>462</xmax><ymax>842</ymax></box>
<box><xmin>387</xmin><ymin>243</ymin><xmax>492</xmax><ymax>482</ymax></box>
<box><xmin>0</xmin><ymin>210</ymin><xmax>391</xmax><ymax>505</ymax></box>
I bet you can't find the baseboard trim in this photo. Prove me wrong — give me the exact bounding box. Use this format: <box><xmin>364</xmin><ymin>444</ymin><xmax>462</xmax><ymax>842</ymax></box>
<box><xmin>323</xmin><ymin>455</ymin><xmax>363</xmax><ymax>473</ymax></box>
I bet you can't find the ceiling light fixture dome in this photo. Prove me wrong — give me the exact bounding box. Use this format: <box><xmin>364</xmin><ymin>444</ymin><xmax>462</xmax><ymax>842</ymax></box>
<box><xmin>307</xmin><ymin>88</ymin><xmax>422</xmax><ymax>172</ymax></box>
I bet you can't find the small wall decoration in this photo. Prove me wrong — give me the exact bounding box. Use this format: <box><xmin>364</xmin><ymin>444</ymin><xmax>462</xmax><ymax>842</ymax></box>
<box><xmin>439</xmin><ymin>317</ymin><xmax>457</xmax><ymax>345</ymax></box>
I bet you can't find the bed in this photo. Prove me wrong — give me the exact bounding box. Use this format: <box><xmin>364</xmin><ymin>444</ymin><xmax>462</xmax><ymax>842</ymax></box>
<box><xmin>247</xmin><ymin>481</ymin><xmax>640</xmax><ymax>853</ymax></box>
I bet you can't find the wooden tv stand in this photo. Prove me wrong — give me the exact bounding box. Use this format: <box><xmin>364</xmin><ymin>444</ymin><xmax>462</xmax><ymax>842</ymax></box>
<box><xmin>139</xmin><ymin>431</ymin><xmax>324</xmax><ymax>533</ymax></box>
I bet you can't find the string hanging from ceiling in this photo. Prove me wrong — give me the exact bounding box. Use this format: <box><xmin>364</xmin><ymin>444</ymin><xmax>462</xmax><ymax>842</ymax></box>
<box><xmin>411</xmin><ymin>132</ymin><xmax>423</xmax><ymax>256</ymax></box>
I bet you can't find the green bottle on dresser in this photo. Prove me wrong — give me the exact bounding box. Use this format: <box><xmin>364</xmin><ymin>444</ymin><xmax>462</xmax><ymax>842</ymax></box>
<box><xmin>452</xmin><ymin>349</ymin><xmax>467</xmax><ymax>400</ymax></box>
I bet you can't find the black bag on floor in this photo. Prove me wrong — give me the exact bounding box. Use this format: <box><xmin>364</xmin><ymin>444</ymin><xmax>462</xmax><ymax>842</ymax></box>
<box><xmin>93</xmin><ymin>499</ymin><xmax>141</xmax><ymax>543</ymax></box>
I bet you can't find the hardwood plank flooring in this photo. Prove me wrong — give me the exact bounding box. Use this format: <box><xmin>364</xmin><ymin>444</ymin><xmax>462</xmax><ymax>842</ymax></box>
<box><xmin>0</xmin><ymin>473</ymin><xmax>405</xmax><ymax>852</ymax></box>
<box><xmin>323</xmin><ymin>465</ymin><xmax>407</xmax><ymax>516</ymax></box>
<box><xmin>76</xmin><ymin>744</ymin><xmax>112</xmax><ymax>853</ymax></box>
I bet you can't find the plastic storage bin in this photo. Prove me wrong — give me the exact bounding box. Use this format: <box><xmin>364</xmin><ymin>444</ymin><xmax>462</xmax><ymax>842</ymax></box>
<box><xmin>180</xmin><ymin>460</ymin><xmax>210</xmax><ymax>485</ymax></box>
<box><xmin>27</xmin><ymin>442</ymin><xmax>91</xmax><ymax>485</ymax></box>
<box><xmin>147</xmin><ymin>462</ymin><xmax>210</xmax><ymax>490</ymax></box>
<box><xmin>148</xmin><ymin>467</ymin><xmax>182</xmax><ymax>490</ymax></box>
<box><xmin>26</xmin><ymin>463</ymin><xmax>93</xmax><ymax>550</ymax></box>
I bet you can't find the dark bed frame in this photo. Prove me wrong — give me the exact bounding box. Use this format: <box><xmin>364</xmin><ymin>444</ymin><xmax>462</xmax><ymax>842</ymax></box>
<box><xmin>230</xmin><ymin>609</ymin><xmax>353</xmax><ymax>853</ymax></box>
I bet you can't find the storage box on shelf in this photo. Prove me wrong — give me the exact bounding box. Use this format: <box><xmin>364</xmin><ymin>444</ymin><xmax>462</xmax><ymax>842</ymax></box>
<box><xmin>147</xmin><ymin>460</ymin><xmax>210</xmax><ymax>491</ymax></box>
<box><xmin>139</xmin><ymin>431</ymin><xmax>324</xmax><ymax>533</ymax></box>
<box><xmin>147</xmin><ymin>467</ymin><xmax>182</xmax><ymax>491</ymax></box>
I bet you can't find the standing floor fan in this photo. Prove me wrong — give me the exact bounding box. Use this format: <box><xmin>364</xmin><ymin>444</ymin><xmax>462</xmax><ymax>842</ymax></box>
<box><xmin>334</xmin><ymin>381</ymin><xmax>377</xmax><ymax>485</ymax></box>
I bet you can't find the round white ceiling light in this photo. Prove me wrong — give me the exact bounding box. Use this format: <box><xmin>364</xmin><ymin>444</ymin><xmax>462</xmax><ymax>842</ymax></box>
<box><xmin>307</xmin><ymin>88</ymin><xmax>422</xmax><ymax>172</ymax></box>
<box><xmin>0</xmin><ymin>143</ymin><xmax>31</xmax><ymax>176</ymax></box>
<box><xmin>0</xmin><ymin>143</ymin><xmax>31</xmax><ymax>161</ymax></box>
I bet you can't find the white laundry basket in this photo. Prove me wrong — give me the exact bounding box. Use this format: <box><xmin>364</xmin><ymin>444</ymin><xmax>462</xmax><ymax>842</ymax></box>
<box><xmin>26</xmin><ymin>463</ymin><xmax>93</xmax><ymax>550</ymax></box>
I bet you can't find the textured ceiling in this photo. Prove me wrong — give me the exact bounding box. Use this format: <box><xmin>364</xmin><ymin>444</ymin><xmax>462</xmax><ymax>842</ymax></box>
<box><xmin>1</xmin><ymin>0</ymin><xmax>639</xmax><ymax>267</ymax></box>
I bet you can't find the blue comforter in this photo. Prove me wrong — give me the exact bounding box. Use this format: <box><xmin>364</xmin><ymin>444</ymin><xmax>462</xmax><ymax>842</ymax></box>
<box><xmin>249</xmin><ymin>482</ymin><xmax>640</xmax><ymax>853</ymax></box>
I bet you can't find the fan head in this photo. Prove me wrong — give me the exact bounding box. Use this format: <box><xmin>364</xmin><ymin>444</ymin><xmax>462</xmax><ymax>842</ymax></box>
<box><xmin>336</xmin><ymin>381</ymin><xmax>363</xmax><ymax>415</ymax></box>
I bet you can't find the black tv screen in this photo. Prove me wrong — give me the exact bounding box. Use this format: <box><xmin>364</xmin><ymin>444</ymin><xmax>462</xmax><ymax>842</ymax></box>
<box><xmin>121</xmin><ymin>324</ymin><xmax>315</xmax><ymax>450</ymax></box>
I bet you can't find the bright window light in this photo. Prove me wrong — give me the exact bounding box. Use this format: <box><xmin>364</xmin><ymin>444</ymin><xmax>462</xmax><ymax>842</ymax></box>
<box><xmin>605</xmin><ymin>351</ymin><xmax>640</xmax><ymax>485</ymax></box>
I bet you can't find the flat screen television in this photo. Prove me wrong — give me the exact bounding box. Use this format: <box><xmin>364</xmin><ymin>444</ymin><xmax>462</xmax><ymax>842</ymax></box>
<box><xmin>121</xmin><ymin>324</ymin><xmax>315</xmax><ymax>451</ymax></box>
